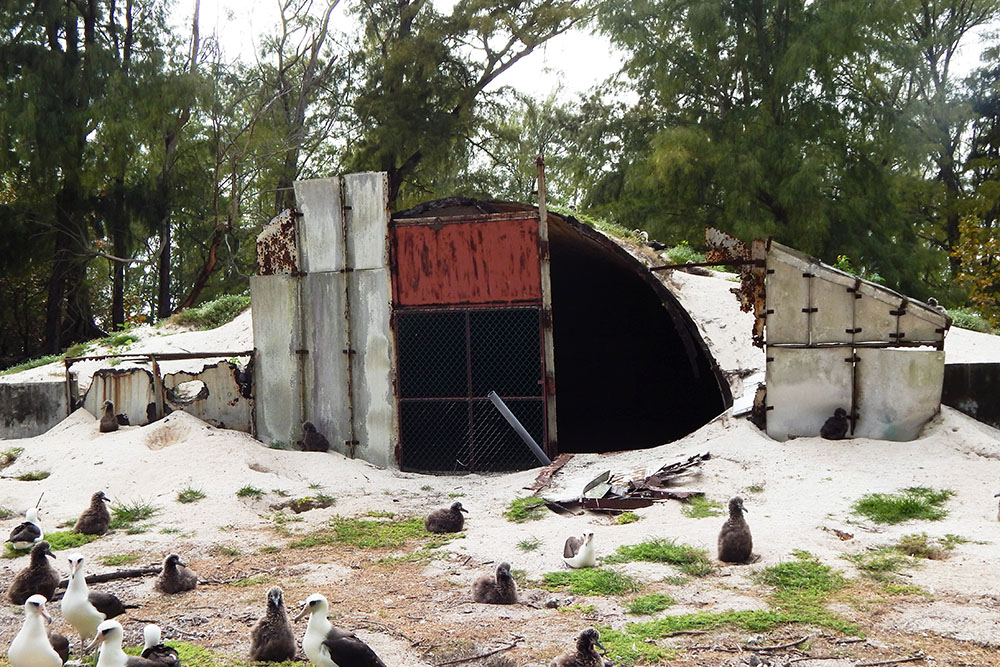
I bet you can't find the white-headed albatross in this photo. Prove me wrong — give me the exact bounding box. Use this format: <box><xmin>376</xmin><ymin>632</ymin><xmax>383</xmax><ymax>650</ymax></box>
<box><xmin>563</xmin><ymin>531</ymin><xmax>596</xmax><ymax>568</ymax></box>
<box><xmin>7</xmin><ymin>507</ymin><xmax>42</xmax><ymax>550</ymax></box>
<box><xmin>8</xmin><ymin>594</ymin><xmax>62</xmax><ymax>667</ymax></box>
<box><xmin>294</xmin><ymin>593</ymin><xmax>387</xmax><ymax>667</ymax></box>
<box><xmin>88</xmin><ymin>620</ymin><xmax>160</xmax><ymax>667</ymax></box>
<box><xmin>61</xmin><ymin>553</ymin><xmax>136</xmax><ymax>642</ymax></box>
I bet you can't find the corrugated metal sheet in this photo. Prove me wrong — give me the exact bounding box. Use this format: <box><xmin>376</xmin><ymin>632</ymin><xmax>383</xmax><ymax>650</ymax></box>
<box><xmin>392</xmin><ymin>216</ymin><xmax>541</xmax><ymax>306</ymax></box>
<box><xmin>162</xmin><ymin>361</ymin><xmax>252</xmax><ymax>431</ymax></box>
<box><xmin>83</xmin><ymin>368</ymin><xmax>158</xmax><ymax>426</ymax></box>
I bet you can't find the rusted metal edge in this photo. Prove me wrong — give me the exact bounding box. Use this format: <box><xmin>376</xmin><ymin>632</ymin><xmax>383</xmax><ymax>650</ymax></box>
<box><xmin>65</xmin><ymin>350</ymin><xmax>253</xmax><ymax>365</ymax></box>
<box><xmin>525</xmin><ymin>452</ymin><xmax>573</xmax><ymax>491</ymax></box>
<box><xmin>392</xmin><ymin>211</ymin><xmax>540</xmax><ymax>226</ymax></box>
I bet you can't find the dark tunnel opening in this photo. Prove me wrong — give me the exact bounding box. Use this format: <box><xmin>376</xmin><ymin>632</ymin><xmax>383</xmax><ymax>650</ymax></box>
<box><xmin>549</xmin><ymin>221</ymin><xmax>729</xmax><ymax>453</ymax></box>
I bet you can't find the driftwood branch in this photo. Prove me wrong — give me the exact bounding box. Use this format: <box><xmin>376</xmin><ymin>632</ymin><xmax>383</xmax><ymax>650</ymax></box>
<box><xmin>57</xmin><ymin>566</ymin><xmax>161</xmax><ymax>589</ymax></box>
<box><xmin>856</xmin><ymin>655</ymin><xmax>925</xmax><ymax>667</ymax></box>
<box><xmin>788</xmin><ymin>657</ymin><xmax>849</xmax><ymax>664</ymax></box>
<box><xmin>751</xmin><ymin>635</ymin><xmax>811</xmax><ymax>651</ymax></box>
<box><xmin>433</xmin><ymin>637</ymin><xmax>522</xmax><ymax>666</ymax></box>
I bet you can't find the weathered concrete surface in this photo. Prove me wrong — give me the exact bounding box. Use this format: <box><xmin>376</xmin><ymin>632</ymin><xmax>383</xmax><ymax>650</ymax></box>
<box><xmin>0</xmin><ymin>382</ymin><xmax>68</xmax><ymax>439</ymax></box>
<box><xmin>250</xmin><ymin>274</ymin><xmax>302</xmax><ymax>449</ymax></box>
<box><xmin>943</xmin><ymin>362</ymin><xmax>1000</xmax><ymax>429</ymax></box>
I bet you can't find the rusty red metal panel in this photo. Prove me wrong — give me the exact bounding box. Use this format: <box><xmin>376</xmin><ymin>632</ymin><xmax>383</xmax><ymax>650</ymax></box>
<box><xmin>392</xmin><ymin>218</ymin><xmax>541</xmax><ymax>306</ymax></box>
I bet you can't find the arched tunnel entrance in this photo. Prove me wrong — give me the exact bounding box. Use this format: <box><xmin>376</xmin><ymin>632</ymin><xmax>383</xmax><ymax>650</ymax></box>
<box><xmin>548</xmin><ymin>217</ymin><xmax>730</xmax><ymax>453</ymax></box>
<box><xmin>390</xmin><ymin>199</ymin><xmax>731</xmax><ymax>470</ymax></box>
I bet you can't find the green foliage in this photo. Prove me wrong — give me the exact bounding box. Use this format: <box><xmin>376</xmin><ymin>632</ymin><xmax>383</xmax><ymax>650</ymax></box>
<box><xmin>540</xmin><ymin>568</ymin><xmax>639</xmax><ymax>595</ymax></box>
<box><xmin>503</xmin><ymin>496</ymin><xmax>547</xmax><ymax>523</ymax></box>
<box><xmin>844</xmin><ymin>548</ymin><xmax>910</xmax><ymax>581</ymax></box>
<box><xmin>0</xmin><ymin>448</ymin><xmax>23</xmax><ymax>469</ymax></box>
<box><xmin>236</xmin><ymin>485</ymin><xmax>265</xmax><ymax>499</ymax></box>
<box><xmin>170</xmin><ymin>295</ymin><xmax>251</xmax><ymax>330</ymax></box>
<box><xmin>663</xmin><ymin>241</ymin><xmax>705</xmax><ymax>265</ymax></box>
<box><xmin>211</xmin><ymin>544</ymin><xmax>241</xmax><ymax>558</ymax></box>
<box><xmin>0</xmin><ymin>508</ymin><xmax>14</xmax><ymax>520</ymax></box>
<box><xmin>894</xmin><ymin>533</ymin><xmax>952</xmax><ymax>560</ymax></box>
<box><xmin>832</xmin><ymin>255</ymin><xmax>885</xmax><ymax>285</ymax></box>
<box><xmin>680</xmin><ymin>496</ymin><xmax>723</xmax><ymax>518</ymax></box>
<box><xmin>0</xmin><ymin>355</ymin><xmax>62</xmax><ymax>376</ymax></box>
<box><xmin>605</xmin><ymin>539</ymin><xmax>714</xmax><ymax>577</ymax></box>
<box><xmin>226</xmin><ymin>575</ymin><xmax>273</xmax><ymax>587</ymax></box>
<box><xmin>290</xmin><ymin>516</ymin><xmax>435</xmax><ymax>549</ymax></box>
<box><xmin>15</xmin><ymin>470</ymin><xmax>49</xmax><ymax>481</ymax></box>
<box><xmin>517</xmin><ymin>537</ymin><xmax>542</xmax><ymax>552</ymax></box>
<box><xmin>99</xmin><ymin>332</ymin><xmax>140</xmax><ymax>348</ymax></box>
<box><xmin>615</xmin><ymin>511</ymin><xmax>640</xmax><ymax>525</ymax></box>
<box><xmin>176</xmin><ymin>487</ymin><xmax>206</xmax><ymax>504</ymax></box>
<box><xmin>627</xmin><ymin>593</ymin><xmax>676</xmax><ymax>615</ymax></box>
<box><xmin>947</xmin><ymin>308</ymin><xmax>997</xmax><ymax>333</ymax></box>
<box><xmin>754</xmin><ymin>550</ymin><xmax>846</xmax><ymax>610</ymax></box>
<box><xmin>593</xmin><ymin>625</ymin><xmax>674</xmax><ymax>666</ymax></box>
<box><xmin>851</xmin><ymin>487</ymin><xmax>954</xmax><ymax>524</ymax></box>
<box><xmin>110</xmin><ymin>500</ymin><xmax>159</xmax><ymax>530</ymax></box>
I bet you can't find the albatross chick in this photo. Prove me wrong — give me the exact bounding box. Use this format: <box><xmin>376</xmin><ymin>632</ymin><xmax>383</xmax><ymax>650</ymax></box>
<box><xmin>7</xmin><ymin>507</ymin><xmax>43</xmax><ymax>550</ymax></box>
<box><xmin>8</xmin><ymin>540</ymin><xmax>59</xmax><ymax>604</ymax></box>
<box><xmin>154</xmin><ymin>553</ymin><xmax>198</xmax><ymax>594</ymax></box>
<box><xmin>302</xmin><ymin>421</ymin><xmax>331</xmax><ymax>452</ymax></box>
<box><xmin>718</xmin><ymin>496</ymin><xmax>753</xmax><ymax>563</ymax></box>
<box><xmin>472</xmin><ymin>561</ymin><xmax>518</xmax><ymax>604</ymax></box>
<box><xmin>425</xmin><ymin>501</ymin><xmax>468</xmax><ymax>533</ymax></box>
<box><xmin>99</xmin><ymin>401</ymin><xmax>119</xmax><ymax>433</ymax></box>
<box><xmin>563</xmin><ymin>532</ymin><xmax>596</xmax><ymax>569</ymax></box>
<box><xmin>295</xmin><ymin>593</ymin><xmax>388</xmax><ymax>667</ymax></box>
<box><xmin>549</xmin><ymin>628</ymin><xmax>605</xmax><ymax>667</ymax></box>
<box><xmin>820</xmin><ymin>408</ymin><xmax>849</xmax><ymax>440</ymax></box>
<box><xmin>140</xmin><ymin>624</ymin><xmax>179</xmax><ymax>666</ymax></box>
<box><xmin>8</xmin><ymin>595</ymin><xmax>62</xmax><ymax>667</ymax></box>
<box><xmin>74</xmin><ymin>491</ymin><xmax>111</xmax><ymax>535</ymax></box>
<box><xmin>250</xmin><ymin>586</ymin><xmax>296</xmax><ymax>662</ymax></box>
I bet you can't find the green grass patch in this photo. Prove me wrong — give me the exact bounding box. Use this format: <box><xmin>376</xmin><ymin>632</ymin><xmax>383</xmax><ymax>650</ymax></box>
<box><xmin>100</xmin><ymin>331</ymin><xmax>140</xmax><ymax>348</ymax></box>
<box><xmin>852</xmin><ymin>487</ymin><xmax>954</xmax><ymax>524</ymax></box>
<box><xmin>15</xmin><ymin>470</ymin><xmax>49</xmax><ymax>481</ymax></box>
<box><xmin>170</xmin><ymin>294</ymin><xmax>251</xmax><ymax>330</ymax></box>
<box><xmin>894</xmin><ymin>533</ymin><xmax>952</xmax><ymax>560</ymax></box>
<box><xmin>627</xmin><ymin>593</ymin><xmax>676</xmax><ymax>615</ymax></box>
<box><xmin>616</xmin><ymin>511</ymin><xmax>640</xmax><ymax>524</ymax></box>
<box><xmin>110</xmin><ymin>500</ymin><xmax>159</xmax><ymax>530</ymax></box>
<box><xmin>0</xmin><ymin>508</ymin><xmax>15</xmax><ymax>520</ymax></box>
<box><xmin>550</xmin><ymin>206</ymin><xmax>646</xmax><ymax>244</ymax></box>
<box><xmin>746</xmin><ymin>482</ymin><xmax>765</xmax><ymax>494</ymax></box>
<box><xmin>236</xmin><ymin>485</ymin><xmax>265</xmax><ymax>498</ymax></box>
<box><xmin>844</xmin><ymin>548</ymin><xmax>911</xmax><ymax>581</ymax></box>
<box><xmin>503</xmin><ymin>496</ymin><xmax>547</xmax><ymax>523</ymax></box>
<box><xmin>211</xmin><ymin>544</ymin><xmax>241</xmax><ymax>557</ymax></box>
<box><xmin>558</xmin><ymin>603</ymin><xmax>597</xmax><ymax>615</ymax></box>
<box><xmin>540</xmin><ymin>568</ymin><xmax>639</xmax><ymax>595</ymax></box>
<box><xmin>176</xmin><ymin>487</ymin><xmax>206</xmax><ymax>504</ymax></box>
<box><xmin>0</xmin><ymin>354</ymin><xmax>62</xmax><ymax>376</ymax></box>
<box><xmin>2</xmin><ymin>531</ymin><xmax>100</xmax><ymax>558</ymax></box>
<box><xmin>594</xmin><ymin>624</ymin><xmax>674</xmax><ymax>666</ymax></box>
<box><xmin>0</xmin><ymin>448</ymin><xmax>23</xmax><ymax>469</ymax></box>
<box><xmin>101</xmin><ymin>553</ymin><xmax>141</xmax><ymax>566</ymax></box>
<box><xmin>754</xmin><ymin>550</ymin><xmax>845</xmax><ymax>609</ymax></box>
<box><xmin>227</xmin><ymin>575</ymin><xmax>273</xmax><ymax>587</ymax></box>
<box><xmin>448</xmin><ymin>492</ymin><xmax>465</xmax><ymax>498</ymax></box>
<box><xmin>680</xmin><ymin>496</ymin><xmax>723</xmax><ymax>518</ymax></box>
<box><xmin>271</xmin><ymin>489</ymin><xmax>290</xmax><ymax>497</ymax></box>
<box><xmin>117</xmin><ymin>639</ymin><xmax>301</xmax><ymax>667</ymax></box>
<box><xmin>882</xmin><ymin>583</ymin><xmax>932</xmax><ymax>596</ymax></box>
<box><xmin>290</xmin><ymin>516</ymin><xmax>439</xmax><ymax>549</ymax></box>
<box><xmin>366</xmin><ymin>510</ymin><xmax>393</xmax><ymax>519</ymax></box>
<box><xmin>517</xmin><ymin>537</ymin><xmax>542</xmax><ymax>552</ymax></box>
<box><xmin>605</xmin><ymin>539</ymin><xmax>714</xmax><ymax>577</ymax></box>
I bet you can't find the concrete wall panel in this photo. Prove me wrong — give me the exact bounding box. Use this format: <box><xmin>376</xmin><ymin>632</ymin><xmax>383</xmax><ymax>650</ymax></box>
<box><xmin>344</xmin><ymin>172</ymin><xmax>390</xmax><ymax>271</ymax></box>
<box><xmin>0</xmin><ymin>383</ymin><xmax>68</xmax><ymax>439</ymax></box>
<box><xmin>766</xmin><ymin>346</ymin><xmax>853</xmax><ymax>440</ymax></box>
<box><xmin>301</xmin><ymin>271</ymin><xmax>350</xmax><ymax>456</ymax></box>
<box><xmin>765</xmin><ymin>259</ymin><xmax>811</xmax><ymax>344</ymax></box>
<box><xmin>251</xmin><ymin>274</ymin><xmax>301</xmax><ymax>447</ymax></box>
<box><xmin>295</xmin><ymin>178</ymin><xmax>344</xmax><ymax>273</ymax></box>
<box><xmin>855</xmin><ymin>348</ymin><xmax>944</xmax><ymax>441</ymax></box>
<box><xmin>811</xmin><ymin>270</ymin><xmax>855</xmax><ymax>344</ymax></box>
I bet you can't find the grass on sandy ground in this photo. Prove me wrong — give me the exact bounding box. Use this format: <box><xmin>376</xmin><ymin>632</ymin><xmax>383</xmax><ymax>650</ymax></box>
<box><xmin>517</xmin><ymin>537</ymin><xmax>542</xmax><ymax>552</ymax></box>
<box><xmin>290</xmin><ymin>515</ymin><xmax>460</xmax><ymax>550</ymax></box>
<box><xmin>110</xmin><ymin>499</ymin><xmax>159</xmax><ymax>531</ymax></box>
<box><xmin>169</xmin><ymin>294</ymin><xmax>251</xmax><ymax>330</ymax></box>
<box><xmin>15</xmin><ymin>470</ymin><xmax>49</xmax><ymax>481</ymax></box>
<box><xmin>615</xmin><ymin>511</ymin><xmax>640</xmax><ymax>524</ymax></box>
<box><xmin>844</xmin><ymin>532</ymin><xmax>973</xmax><ymax>589</ymax></box>
<box><xmin>604</xmin><ymin>539</ymin><xmax>715</xmax><ymax>577</ymax></box>
<box><xmin>541</xmin><ymin>568</ymin><xmax>639</xmax><ymax>595</ymax></box>
<box><xmin>177</xmin><ymin>487</ymin><xmax>206</xmax><ymax>504</ymax></box>
<box><xmin>852</xmin><ymin>487</ymin><xmax>954</xmax><ymax>524</ymax></box>
<box><xmin>236</xmin><ymin>485</ymin><xmax>265</xmax><ymax>498</ymax></box>
<box><xmin>627</xmin><ymin>593</ymin><xmax>676</xmax><ymax>615</ymax></box>
<box><xmin>2</xmin><ymin>530</ymin><xmax>101</xmax><ymax>558</ymax></box>
<box><xmin>0</xmin><ymin>447</ymin><xmax>23</xmax><ymax>469</ymax></box>
<box><xmin>680</xmin><ymin>496</ymin><xmax>723</xmax><ymax>518</ymax></box>
<box><xmin>503</xmin><ymin>496</ymin><xmax>547</xmax><ymax>523</ymax></box>
<box><xmin>101</xmin><ymin>553</ymin><xmax>141</xmax><ymax>566</ymax></box>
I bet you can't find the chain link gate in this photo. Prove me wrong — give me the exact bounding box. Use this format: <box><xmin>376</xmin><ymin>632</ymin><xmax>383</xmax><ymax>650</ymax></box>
<box><xmin>395</xmin><ymin>307</ymin><xmax>546</xmax><ymax>473</ymax></box>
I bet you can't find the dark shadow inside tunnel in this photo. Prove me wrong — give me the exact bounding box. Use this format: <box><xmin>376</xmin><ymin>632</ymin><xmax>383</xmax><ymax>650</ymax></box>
<box><xmin>549</xmin><ymin>219</ymin><xmax>730</xmax><ymax>453</ymax></box>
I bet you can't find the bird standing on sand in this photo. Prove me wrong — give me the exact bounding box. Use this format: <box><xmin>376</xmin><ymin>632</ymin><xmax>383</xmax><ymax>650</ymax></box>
<box><xmin>472</xmin><ymin>562</ymin><xmax>518</xmax><ymax>604</ymax></box>
<box><xmin>154</xmin><ymin>553</ymin><xmax>197</xmax><ymax>594</ymax></box>
<box><xmin>820</xmin><ymin>408</ymin><xmax>849</xmax><ymax>440</ymax></box>
<box><xmin>425</xmin><ymin>501</ymin><xmax>468</xmax><ymax>533</ymax></box>
<box><xmin>7</xmin><ymin>507</ymin><xmax>43</xmax><ymax>550</ymax></box>
<box><xmin>249</xmin><ymin>586</ymin><xmax>296</xmax><ymax>662</ymax></box>
<box><xmin>89</xmin><ymin>620</ymin><xmax>161</xmax><ymax>666</ymax></box>
<box><xmin>99</xmin><ymin>401</ymin><xmax>119</xmax><ymax>433</ymax></box>
<box><xmin>140</xmin><ymin>625</ymin><xmax>179</xmax><ymax>666</ymax></box>
<box><xmin>74</xmin><ymin>491</ymin><xmax>111</xmax><ymax>535</ymax></box>
<box><xmin>549</xmin><ymin>628</ymin><xmax>606</xmax><ymax>667</ymax></box>
<box><xmin>563</xmin><ymin>532</ymin><xmax>596</xmax><ymax>569</ymax></box>
<box><xmin>302</xmin><ymin>421</ymin><xmax>330</xmax><ymax>452</ymax></box>
<box><xmin>61</xmin><ymin>553</ymin><xmax>136</xmax><ymax>642</ymax></box>
<box><xmin>8</xmin><ymin>595</ymin><xmax>62</xmax><ymax>667</ymax></box>
<box><xmin>295</xmin><ymin>593</ymin><xmax>388</xmax><ymax>667</ymax></box>
<box><xmin>718</xmin><ymin>497</ymin><xmax>753</xmax><ymax>563</ymax></box>
<box><xmin>8</xmin><ymin>541</ymin><xmax>59</xmax><ymax>604</ymax></box>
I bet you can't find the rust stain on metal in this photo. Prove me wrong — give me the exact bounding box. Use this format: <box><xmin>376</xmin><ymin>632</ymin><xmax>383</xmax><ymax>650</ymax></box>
<box><xmin>256</xmin><ymin>208</ymin><xmax>299</xmax><ymax>275</ymax></box>
<box><xmin>706</xmin><ymin>228</ymin><xmax>767</xmax><ymax>348</ymax></box>
<box><xmin>525</xmin><ymin>452</ymin><xmax>573</xmax><ymax>491</ymax></box>
<box><xmin>392</xmin><ymin>217</ymin><xmax>542</xmax><ymax>306</ymax></box>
